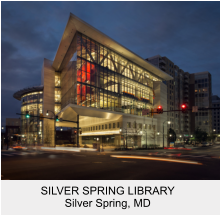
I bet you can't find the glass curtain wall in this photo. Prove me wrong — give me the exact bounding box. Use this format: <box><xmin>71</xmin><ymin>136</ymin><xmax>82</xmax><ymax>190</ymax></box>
<box><xmin>20</xmin><ymin>91</ymin><xmax>43</xmax><ymax>145</ymax></box>
<box><xmin>55</xmin><ymin>72</ymin><xmax>61</xmax><ymax>114</ymax></box>
<box><xmin>75</xmin><ymin>32</ymin><xmax>160</xmax><ymax>116</ymax></box>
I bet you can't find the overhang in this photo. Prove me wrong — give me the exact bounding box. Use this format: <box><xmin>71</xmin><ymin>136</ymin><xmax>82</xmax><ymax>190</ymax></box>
<box><xmin>13</xmin><ymin>85</ymin><xmax>44</xmax><ymax>101</ymax></box>
<box><xmin>56</xmin><ymin>104</ymin><xmax>122</xmax><ymax>128</ymax></box>
<box><xmin>53</xmin><ymin>13</ymin><xmax>173</xmax><ymax>81</ymax></box>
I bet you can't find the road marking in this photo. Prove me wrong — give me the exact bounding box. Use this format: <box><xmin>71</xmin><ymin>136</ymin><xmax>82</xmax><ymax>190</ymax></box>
<box><xmin>93</xmin><ymin>162</ymin><xmax>102</xmax><ymax>163</ymax></box>
<box><xmin>12</xmin><ymin>153</ymin><xmax>21</xmax><ymax>155</ymax></box>
<box><xmin>191</xmin><ymin>155</ymin><xmax>206</xmax><ymax>158</ymax></box>
<box><xmin>122</xmin><ymin>161</ymin><xmax>136</xmax><ymax>163</ymax></box>
<box><xmin>2</xmin><ymin>153</ymin><xmax>13</xmax><ymax>156</ymax></box>
<box><xmin>111</xmin><ymin>155</ymin><xmax>203</xmax><ymax>165</ymax></box>
<box><xmin>73</xmin><ymin>154</ymin><xmax>86</xmax><ymax>157</ymax></box>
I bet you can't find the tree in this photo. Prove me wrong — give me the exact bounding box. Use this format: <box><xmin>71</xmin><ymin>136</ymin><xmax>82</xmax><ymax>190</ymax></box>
<box><xmin>194</xmin><ymin>127</ymin><xmax>208</xmax><ymax>143</ymax></box>
<box><xmin>167</xmin><ymin>128</ymin><xmax>176</xmax><ymax>142</ymax></box>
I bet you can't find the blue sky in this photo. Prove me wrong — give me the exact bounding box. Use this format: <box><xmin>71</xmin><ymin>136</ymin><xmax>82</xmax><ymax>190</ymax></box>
<box><xmin>1</xmin><ymin>1</ymin><xmax>220</xmax><ymax>124</ymax></box>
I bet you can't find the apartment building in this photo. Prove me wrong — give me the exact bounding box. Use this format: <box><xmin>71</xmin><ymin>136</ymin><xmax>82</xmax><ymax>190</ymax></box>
<box><xmin>212</xmin><ymin>95</ymin><xmax>220</xmax><ymax>134</ymax></box>
<box><xmin>146</xmin><ymin>55</ymin><xmax>191</xmax><ymax>140</ymax></box>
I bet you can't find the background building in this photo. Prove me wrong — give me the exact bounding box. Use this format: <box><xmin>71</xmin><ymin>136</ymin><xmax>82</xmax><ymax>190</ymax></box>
<box><xmin>146</xmin><ymin>55</ymin><xmax>191</xmax><ymax>141</ymax></box>
<box><xmin>212</xmin><ymin>95</ymin><xmax>220</xmax><ymax>134</ymax></box>
<box><xmin>193</xmin><ymin>72</ymin><xmax>212</xmax><ymax>134</ymax></box>
<box><xmin>146</xmin><ymin>56</ymin><xmax>213</xmax><ymax>137</ymax></box>
<box><xmin>5</xmin><ymin>118</ymin><xmax>21</xmax><ymax>146</ymax></box>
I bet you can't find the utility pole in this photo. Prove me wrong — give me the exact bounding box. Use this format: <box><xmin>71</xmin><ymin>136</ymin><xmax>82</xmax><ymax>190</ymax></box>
<box><xmin>77</xmin><ymin>114</ymin><xmax>79</xmax><ymax>147</ymax></box>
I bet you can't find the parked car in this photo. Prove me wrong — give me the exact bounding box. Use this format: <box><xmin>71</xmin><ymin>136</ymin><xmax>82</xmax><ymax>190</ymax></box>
<box><xmin>209</xmin><ymin>142</ymin><xmax>213</xmax><ymax>146</ymax></box>
<box><xmin>201</xmin><ymin>142</ymin><xmax>209</xmax><ymax>147</ymax></box>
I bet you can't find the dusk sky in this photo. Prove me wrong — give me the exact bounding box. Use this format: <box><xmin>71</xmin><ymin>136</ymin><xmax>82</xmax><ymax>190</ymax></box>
<box><xmin>1</xmin><ymin>1</ymin><xmax>220</xmax><ymax>125</ymax></box>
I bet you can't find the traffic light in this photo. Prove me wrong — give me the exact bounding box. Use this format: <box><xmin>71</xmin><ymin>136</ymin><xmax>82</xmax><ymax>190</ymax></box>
<box><xmin>181</xmin><ymin>104</ymin><xmax>187</xmax><ymax>113</ymax></box>
<box><xmin>55</xmin><ymin>116</ymin><xmax>59</xmax><ymax>122</ymax></box>
<box><xmin>157</xmin><ymin>105</ymin><xmax>163</xmax><ymax>114</ymax></box>
<box><xmin>25</xmin><ymin>111</ymin><xmax>30</xmax><ymax>118</ymax></box>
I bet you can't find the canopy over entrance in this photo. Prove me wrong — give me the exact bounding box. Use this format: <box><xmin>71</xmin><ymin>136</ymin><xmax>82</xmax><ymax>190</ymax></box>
<box><xmin>56</xmin><ymin>104</ymin><xmax>122</xmax><ymax>128</ymax></box>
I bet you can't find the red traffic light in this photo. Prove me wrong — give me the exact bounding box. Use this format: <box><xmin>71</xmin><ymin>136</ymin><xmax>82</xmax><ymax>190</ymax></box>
<box><xmin>157</xmin><ymin>105</ymin><xmax>163</xmax><ymax>114</ymax></box>
<box><xmin>181</xmin><ymin>104</ymin><xmax>187</xmax><ymax>113</ymax></box>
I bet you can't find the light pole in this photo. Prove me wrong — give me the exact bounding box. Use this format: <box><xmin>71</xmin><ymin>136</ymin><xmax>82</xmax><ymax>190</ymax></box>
<box><xmin>163</xmin><ymin>121</ymin><xmax>171</xmax><ymax>148</ymax></box>
<box><xmin>46</xmin><ymin>110</ymin><xmax>56</xmax><ymax>147</ymax></box>
<box><xmin>120</xmin><ymin>128</ymin><xmax>128</xmax><ymax>149</ymax></box>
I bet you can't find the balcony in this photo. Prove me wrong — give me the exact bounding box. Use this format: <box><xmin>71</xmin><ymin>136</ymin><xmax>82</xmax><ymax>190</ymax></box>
<box><xmin>160</xmin><ymin>65</ymin><xmax>166</xmax><ymax>71</ymax></box>
<box><xmin>159</xmin><ymin>59</ymin><xmax>166</xmax><ymax>65</ymax></box>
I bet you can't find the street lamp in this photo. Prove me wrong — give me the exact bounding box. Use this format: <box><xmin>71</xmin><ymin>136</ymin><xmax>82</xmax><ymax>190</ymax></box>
<box><xmin>60</xmin><ymin>127</ymin><xmax>63</xmax><ymax>131</ymax></box>
<box><xmin>163</xmin><ymin>121</ymin><xmax>171</xmax><ymax>148</ymax></box>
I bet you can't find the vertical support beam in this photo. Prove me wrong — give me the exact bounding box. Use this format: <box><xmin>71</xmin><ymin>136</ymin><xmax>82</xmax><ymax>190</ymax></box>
<box><xmin>77</xmin><ymin>114</ymin><xmax>79</xmax><ymax>147</ymax></box>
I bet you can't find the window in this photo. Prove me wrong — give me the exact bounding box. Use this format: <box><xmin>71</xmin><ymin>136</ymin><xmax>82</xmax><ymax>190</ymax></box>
<box><xmin>133</xmin><ymin>122</ymin><xmax>136</xmax><ymax>128</ymax></box>
<box><xmin>96</xmin><ymin>126</ymin><xmax>97</xmax><ymax>130</ymax></box>
<box><xmin>99</xmin><ymin>125</ymin><xmax>101</xmax><ymax>130</ymax></box>
<box><xmin>109</xmin><ymin>124</ymin><xmax>111</xmax><ymax>129</ymax></box>
<box><xmin>102</xmin><ymin>125</ymin><xmax>104</xmax><ymax>129</ymax></box>
<box><xmin>105</xmin><ymin>124</ymin><xmax>107</xmax><ymax>129</ymax></box>
<box><xmin>117</xmin><ymin>122</ymin><xmax>120</xmax><ymax>128</ymax></box>
<box><xmin>127</xmin><ymin>122</ymin><xmax>131</xmax><ymax>128</ymax></box>
<box><xmin>139</xmin><ymin>123</ymin><xmax>142</xmax><ymax>129</ymax></box>
<box><xmin>91</xmin><ymin>127</ymin><xmax>92</xmax><ymax>131</ymax></box>
<box><xmin>113</xmin><ymin>123</ymin><xmax>115</xmax><ymax>128</ymax></box>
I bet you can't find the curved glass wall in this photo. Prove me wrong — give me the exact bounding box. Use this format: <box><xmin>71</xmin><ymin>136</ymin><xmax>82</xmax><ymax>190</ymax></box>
<box><xmin>20</xmin><ymin>91</ymin><xmax>43</xmax><ymax>145</ymax></box>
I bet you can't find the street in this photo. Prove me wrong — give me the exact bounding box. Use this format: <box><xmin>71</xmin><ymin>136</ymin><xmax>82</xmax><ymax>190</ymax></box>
<box><xmin>1</xmin><ymin>145</ymin><xmax>220</xmax><ymax>180</ymax></box>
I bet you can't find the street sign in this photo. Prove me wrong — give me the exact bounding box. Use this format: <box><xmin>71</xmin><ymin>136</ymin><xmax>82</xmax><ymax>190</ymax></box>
<box><xmin>142</xmin><ymin>109</ymin><xmax>150</xmax><ymax>115</ymax></box>
<box><xmin>192</xmin><ymin>106</ymin><xmax>198</xmax><ymax>112</ymax></box>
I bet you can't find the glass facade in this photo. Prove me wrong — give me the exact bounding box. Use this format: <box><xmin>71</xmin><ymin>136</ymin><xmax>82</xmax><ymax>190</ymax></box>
<box><xmin>55</xmin><ymin>72</ymin><xmax>61</xmax><ymax>114</ymax></box>
<box><xmin>20</xmin><ymin>91</ymin><xmax>43</xmax><ymax>145</ymax></box>
<box><xmin>61</xmin><ymin>32</ymin><xmax>161</xmax><ymax>116</ymax></box>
